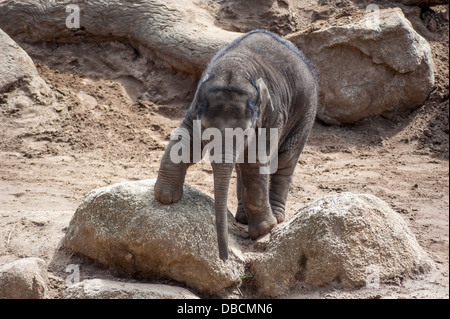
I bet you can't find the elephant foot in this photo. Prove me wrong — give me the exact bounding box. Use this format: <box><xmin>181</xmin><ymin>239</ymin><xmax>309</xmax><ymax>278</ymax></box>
<box><xmin>235</xmin><ymin>206</ymin><xmax>248</xmax><ymax>224</ymax></box>
<box><xmin>272</xmin><ymin>208</ymin><xmax>286</xmax><ymax>223</ymax></box>
<box><xmin>154</xmin><ymin>178</ymin><xmax>183</xmax><ymax>204</ymax></box>
<box><xmin>248</xmin><ymin>214</ymin><xmax>277</xmax><ymax>240</ymax></box>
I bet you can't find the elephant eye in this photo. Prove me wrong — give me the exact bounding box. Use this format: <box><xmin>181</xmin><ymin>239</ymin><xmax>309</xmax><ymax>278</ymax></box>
<box><xmin>247</xmin><ymin>100</ymin><xmax>259</xmax><ymax>122</ymax></box>
<box><xmin>195</xmin><ymin>100</ymin><xmax>209</xmax><ymax>116</ymax></box>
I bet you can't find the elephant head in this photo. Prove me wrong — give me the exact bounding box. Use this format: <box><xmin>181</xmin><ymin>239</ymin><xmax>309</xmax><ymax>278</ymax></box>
<box><xmin>191</xmin><ymin>71</ymin><xmax>274</xmax><ymax>261</ymax></box>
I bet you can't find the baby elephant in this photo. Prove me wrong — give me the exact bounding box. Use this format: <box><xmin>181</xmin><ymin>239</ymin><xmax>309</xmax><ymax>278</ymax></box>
<box><xmin>155</xmin><ymin>30</ymin><xmax>318</xmax><ymax>261</ymax></box>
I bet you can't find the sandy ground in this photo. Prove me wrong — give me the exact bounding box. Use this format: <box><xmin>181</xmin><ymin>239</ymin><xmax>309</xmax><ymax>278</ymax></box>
<box><xmin>0</xmin><ymin>2</ymin><xmax>448</xmax><ymax>299</ymax></box>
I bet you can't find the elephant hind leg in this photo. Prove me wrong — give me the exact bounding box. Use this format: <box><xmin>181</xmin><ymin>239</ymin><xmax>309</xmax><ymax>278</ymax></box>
<box><xmin>269</xmin><ymin>170</ymin><xmax>293</xmax><ymax>223</ymax></box>
<box><xmin>235</xmin><ymin>164</ymin><xmax>248</xmax><ymax>224</ymax></box>
<box><xmin>235</xmin><ymin>205</ymin><xmax>248</xmax><ymax>224</ymax></box>
<box><xmin>240</xmin><ymin>165</ymin><xmax>277</xmax><ymax>239</ymax></box>
<box><xmin>269</xmin><ymin>126</ymin><xmax>312</xmax><ymax>222</ymax></box>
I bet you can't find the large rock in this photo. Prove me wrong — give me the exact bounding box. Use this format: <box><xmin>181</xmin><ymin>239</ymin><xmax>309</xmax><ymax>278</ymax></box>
<box><xmin>251</xmin><ymin>193</ymin><xmax>434</xmax><ymax>297</ymax></box>
<box><xmin>0</xmin><ymin>28</ymin><xmax>50</xmax><ymax>96</ymax></box>
<box><xmin>0</xmin><ymin>28</ymin><xmax>37</xmax><ymax>93</ymax></box>
<box><xmin>287</xmin><ymin>8</ymin><xmax>435</xmax><ymax>124</ymax></box>
<box><xmin>64</xmin><ymin>279</ymin><xmax>199</xmax><ymax>299</ymax></box>
<box><xmin>0</xmin><ymin>257</ymin><xmax>50</xmax><ymax>299</ymax></box>
<box><xmin>0</xmin><ymin>28</ymin><xmax>56</xmax><ymax>124</ymax></box>
<box><xmin>64</xmin><ymin>179</ymin><xmax>244</xmax><ymax>296</ymax></box>
<box><xmin>0</xmin><ymin>0</ymin><xmax>241</xmax><ymax>76</ymax></box>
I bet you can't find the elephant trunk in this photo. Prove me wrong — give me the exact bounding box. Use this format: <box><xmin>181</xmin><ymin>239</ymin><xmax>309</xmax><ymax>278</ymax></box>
<box><xmin>211</xmin><ymin>160</ymin><xmax>234</xmax><ymax>261</ymax></box>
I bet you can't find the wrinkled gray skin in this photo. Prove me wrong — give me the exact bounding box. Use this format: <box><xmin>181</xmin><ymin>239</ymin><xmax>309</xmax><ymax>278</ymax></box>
<box><xmin>155</xmin><ymin>30</ymin><xmax>318</xmax><ymax>261</ymax></box>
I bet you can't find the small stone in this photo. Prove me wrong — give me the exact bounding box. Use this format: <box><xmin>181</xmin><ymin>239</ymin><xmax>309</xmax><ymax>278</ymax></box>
<box><xmin>0</xmin><ymin>257</ymin><xmax>50</xmax><ymax>299</ymax></box>
<box><xmin>64</xmin><ymin>279</ymin><xmax>199</xmax><ymax>299</ymax></box>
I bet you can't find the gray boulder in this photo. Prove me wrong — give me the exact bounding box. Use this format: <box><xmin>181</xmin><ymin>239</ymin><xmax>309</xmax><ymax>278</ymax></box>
<box><xmin>64</xmin><ymin>179</ymin><xmax>244</xmax><ymax>296</ymax></box>
<box><xmin>251</xmin><ymin>193</ymin><xmax>434</xmax><ymax>297</ymax></box>
<box><xmin>288</xmin><ymin>8</ymin><xmax>435</xmax><ymax>124</ymax></box>
<box><xmin>0</xmin><ymin>257</ymin><xmax>50</xmax><ymax>299</ymax></box>
<box><xmin>64</xmin><ymin>279</ymin><xmax>199</xmax><ymax>299</ymax></box>
<box><xmin>0</xmin><ymin>28</ymin><xmax>38</xmax><ymax>93</ymax></box>
<box><xmin>0</xmin><ymin>28</ymin><xmax>56</xmax><ymax>125</ymax></box>
<box><xmin>0</xmin><ymin>28</ymin><xmax>50</xmax><ymax>96</ymax></box>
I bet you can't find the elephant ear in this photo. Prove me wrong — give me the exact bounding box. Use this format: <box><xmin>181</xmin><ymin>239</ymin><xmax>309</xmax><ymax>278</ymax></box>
<box><xmin>256</xmin><ymin>78</ymin><xmax>274</xmax><ymax>127</ymax></box>
<box><xmin>190</xmin><ymin>72</ymin><xmax>215</xmax><ymax>118</ymax></box>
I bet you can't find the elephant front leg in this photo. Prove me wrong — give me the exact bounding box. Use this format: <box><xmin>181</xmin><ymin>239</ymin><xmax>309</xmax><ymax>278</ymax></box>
<box><xmin>154</xmin><ymin>118</ymin><xmax>194</xmax><ymax>204</ymax></box>
<box><xmin>241</xmin><ymin>165</ymin><xmax>277</xmax><ymax>239</ymax></box>
<box><xmin>154</xmin><ymin>144</ymin><xmax>189</xmax><ymax>204</ymax></box>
